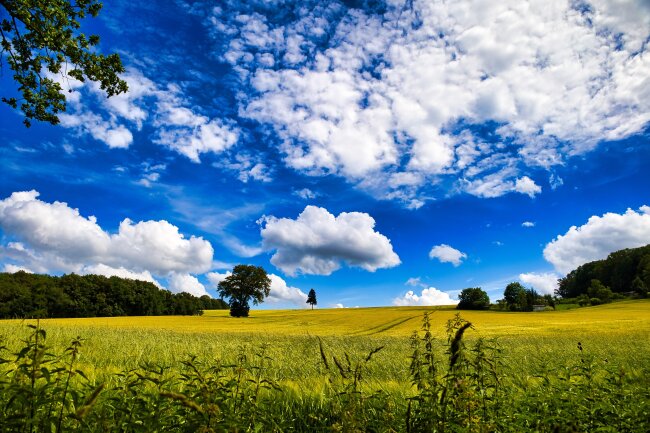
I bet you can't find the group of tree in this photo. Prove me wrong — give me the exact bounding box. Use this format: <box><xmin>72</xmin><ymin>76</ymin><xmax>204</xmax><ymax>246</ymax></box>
<box><xmin>0</xmin><ymin>271</ymin><xmax>226</xmax><ymax>319</ymax></box>
<box><xmin>557</xmin><ymin>244</ymin><xmax>650</xmax><ymax>299</ymax></box>
<box><xmin>500</xmin><ymin>282</ymin><xmax>553</xmax><ymax>311</ymax></box>
<box><xmin>571</xmin><ymin>278</ymin><xmax>621</xmax><ymax>307</ymax></box>
<box><xmin>456</xmin><ymin>287</ymin><xmax>490</xmax><ymax>310</ymax></box>
<box><xmin>456</xmin><ymin>283</ymin><xmax>558</xmax><ymax>312</ymax></box>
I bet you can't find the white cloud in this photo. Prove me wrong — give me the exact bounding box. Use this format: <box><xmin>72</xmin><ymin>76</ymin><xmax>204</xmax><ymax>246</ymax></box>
<box><xmin>522</xmin><ymin>221</ymin><xmax>535</xmax><ymax>228</ymax></box>
<box><xmin>207</xmin><ymin>270</ymin><xmax>307</xmax><ymax>307</ymax></box>
<box><xmin>137</xmin><ymin>172</ymin><xmax>160</xmax><ymax>188</ymax></box>
<box><xmin>293</xmin><ymin>188</ymin><xmax>317</xmax><ymax>200</ymax></box>
<box><xmin>260</xmin><ymin>205</ymin><xmax>400</xmax><ymax>276</ymax></box>
<box><xmin>393</xmin><ymin>287</ymin><xmax>458</xmax><ymax>306</ymax></box>
<box><xmin>0</xmin><ymin>191</ymin><xmax>214</xmax><ymax>278</ymax></box>
<box><xmin>267</xmin><ymin>274</ymin><xmax>309</xmax><ymax>306</ymax></box>
<box><xmin>57</xmin><ymin>69</ymin><xmax>239</xmax><ymax>162</ymax></box>
<box><xmin>111</xmin><ymin>218</ymin><xmax>213</xmax><ymax>275</ymax></box>
<box><xmin>543</xmin><ymin>206</ymin><xmax>650</xmax><ymax>274</ymax></box>
<box><xmin>3</xmin><ymin>264</ymin><xmax>33</xmax><ymax>273</ymax></box>
<box><xmin>0</xmin><ymin>190</ymin><xmax>111</xmax><ymax>263</ymax></box>
<box><xmin>461</xmin><ymin>170</ymin><xmax>542</xmax><ymax>199</ymax></box>
<box><xmin>206</xmin><ymin>271</ymin><xmax>232</xmax><ymax>287</ymax></box>
<box><xmin>405</xmin><ymin>277</ymin><xmax>424</xmax><ymax>287</ymax></box>
<box><xmin>332</xmin><ymin>303</ymin><xmax>360</xmax><ymax>308</ymax></box>
<box><xmin>429</xmin><ymin>244</ymin><xmax>467</xmax><ymax>267</ymax></box>
<box><xmin>213</xmin><ymin>0</ymin><xmax>650</xmax><ymax>205</ymax></box>
<box><xmin>519</xmin><ymin>272</ymin><xmax>559</xmax><ymax>295</ymax></box>
<box><xmin>168</xmin><ymin>273</ymin><xmax>210</xmax><ymax>297</ymax></box>
<box><xmin>218</xmin><ymin>154</ymin><xmax>273</xmax><ymax>183</ymax></box>
<box><xmin>59</xmin><ymin>112</ymin><xmax>133</xmax><ymax>149</ymax></box>
<box><xmin>80</xmin><ymin>264</ymin><xmax>161</xmax><ymax>287</ymax></box>
<box><xmin>514</xmin><ymin>177</ymin><xmax>542</xmax><ymax>198</ymax></box>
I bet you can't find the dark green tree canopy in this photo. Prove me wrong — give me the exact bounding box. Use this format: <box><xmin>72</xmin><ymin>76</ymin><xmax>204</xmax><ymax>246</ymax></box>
<box><xmin>217</xmin><ymin>265</ymin><xmax>271</xmax><ymax>317</ymax></box>
<box><xmin>503</xmin><ymin>282</ymin><xmax>525</xmax><ymax>308</ymax></box>
<box><xmin>502</xmin><ymin>282</ymin><xmax>544</xmax><ymax>311</ymax></box>
<box><xmin>306</xmin><ymin>288</ymin><xmax>317</xmax><ymax>309</ymax></box>
<box><xmin>557</xmin><ymin>244</ymin><xmax>650</xmax><ymax>298</ymax></box>
<box><xmin>0</xmin><ymin>0</ymin><xmax>128</xmax><ymax>126</ymax></box>
<box><xmin>0</xmin><ymin>271</ymin><xmax>227</xmax><ymax>318</ymax></box>
<box><xmin>456</xmin><ymin>287</ymin><xmax>490</xmax><ymax>310</ymax></box>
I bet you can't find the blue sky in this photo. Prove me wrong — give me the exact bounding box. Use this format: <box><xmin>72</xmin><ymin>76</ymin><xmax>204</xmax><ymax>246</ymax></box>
<box><xmin>1</xmin><ymin>0</ymin><xmax>649</xmax><ymax>308</ymax></box>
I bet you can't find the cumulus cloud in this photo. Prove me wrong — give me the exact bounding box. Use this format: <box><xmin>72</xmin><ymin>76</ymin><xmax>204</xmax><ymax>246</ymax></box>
<box><xmin>168</xmin><ymin>273</ymin><xmax>210</xmax><ymax>297</ymax></box>
<box><xmin>522</xmin><ymin>221</ymin><xmax>535</xmax><ymax>228</ymax></box>
<box><xmin>519</xmin><ymin>272</ymin><xmax>560</xmax><ymax>295</ymax></box>
<box><xmin>333</xmin><ymin>303</ymin><xmax>359</xmax><ymax>308</ymax></box>
<box><xmin>267</xmin><ymin>274</ymin><xmax>309</xmax><ymax>306</ymax></box>
<box><xmin>543</xmin><ymin>206</ymin><xmax>650</xmax><ymax>274</ymax></box>
<box><xmin>206</xmin><ymin>271</ymin><xmax>232</xmax><ymax>288</ymax></box>
<box><xmin>80</xmin><ymin>264</ymin><xmax>162</xmax><ymax>287</ymax></box>
<box><xmin>260</xmin><ymin>205</ymin><xmax>400</xmax><ymax>276</ymax></box>
<box><xmin>393</xmin><ymin>287</ymin><xmax>458</xmax><ymax>306</ymax></box>
<box><xmin>111</xmin><ymin>219</ymin><xmax>213</xmax><ymax>275</ymax></box>
<box><xmin>211</xmin><ymin>0</ymin><xmax>650</xmax><ymax>205</ymax></box>
<box><xmin>514</xmin><ymin>177</ymin><xmax>542</xmax><ymax>198</ymax></box>
<box><xmin>207</xmin><ymin>270</ymin><xmax>307</xmax><ymax>306</ymax></box>
<box><xmin>429</xmin><ymin>244</ymin><xmax>467</xmax><ymax>267</ymax></box>
<box><xmin>0</xmin><ymin>190</ymin><xmax>214</xmax><ymax>278</ymax></box>
<box><xmin>3</xmin><ymin>264</ymin><xmax>33</xmax><ymax>273</ymax></box>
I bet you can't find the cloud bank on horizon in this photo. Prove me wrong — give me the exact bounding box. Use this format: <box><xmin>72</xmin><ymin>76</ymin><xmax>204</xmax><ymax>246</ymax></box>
<box><xmin>0</xmin><ymin>191</ymin><xmax>309</xmax><ymax>303</ymax></box>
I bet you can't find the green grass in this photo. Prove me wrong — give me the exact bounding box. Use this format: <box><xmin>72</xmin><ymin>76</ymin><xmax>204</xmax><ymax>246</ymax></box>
<box><xmin>0</xmin><ymin>300</ymin><xmax>648</xmax><ymax>381</ymax></box>
<box><xmin>0</xmin><ymin>300</ymin><xmax>649</xmax><ymax>431</ymax></box>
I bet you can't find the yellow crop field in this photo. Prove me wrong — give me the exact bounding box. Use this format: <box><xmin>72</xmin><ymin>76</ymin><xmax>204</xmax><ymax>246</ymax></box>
<box><xmin>1</xmin><ymin>299</ymin><xmax>649</xmax><ymax>383</ymax></box>
<box><xmin>1</xmin><ymin>300</ymin><xmax>650</xmax><ymax>431</ymax></box>
<box><xmin>4</xmin><ymin>298</ymin><xmax>649</xmax><ymax>337</ymax></box>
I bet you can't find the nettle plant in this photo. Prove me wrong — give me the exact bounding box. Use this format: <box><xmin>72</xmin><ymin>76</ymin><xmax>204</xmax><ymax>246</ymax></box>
<box><xmin>0</xmin><ymin>323</ymin><xmax>103</xmax><ymax>432</ymax></box>
<box><xmin>406</xmin><ymin>313</ymin><xmax>503</xmax><ymax>433</ymax></box>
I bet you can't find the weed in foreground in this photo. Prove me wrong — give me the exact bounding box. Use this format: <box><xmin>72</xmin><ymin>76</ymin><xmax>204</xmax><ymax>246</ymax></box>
<box><xmin>1</xmin><ymin>315</ymin><xmax>649</xmax><ymax>432</ymax></box>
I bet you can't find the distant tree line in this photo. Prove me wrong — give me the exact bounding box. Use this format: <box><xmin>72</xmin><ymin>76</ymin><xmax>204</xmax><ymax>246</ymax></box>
<box><xmin>498</xmin><ymin>282</ymin><xmax>554</xmax><ymax>311</ymax></box>
<box><xmin>0</xmin><ymin>272</ymin><xmax>227</xmax><ymax>319</ymax></box>
<box><xmin>557</xmin><ymin>244</ymin><xmax>650</xmax><ymax>299</ymax></box>
<box><xmin>456</xmin><ymin>283</ymin><xmax>556</xmax><ymax>312</ymax></box>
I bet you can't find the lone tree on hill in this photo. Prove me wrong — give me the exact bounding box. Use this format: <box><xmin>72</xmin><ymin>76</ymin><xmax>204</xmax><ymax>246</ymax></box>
<box><xmin>217</xmin><ymin>265</ymin><xmax>271</xmax><ymax>317</ymax></box>
<box><xmin>306</xmin><ymin>288</ymin><xmax>317</xmax><ymax>309</ymax></box>
<box><xmin>1</xmin><ymin>0</ymin><xmax>128</xmax><ymax>126</ymax></box>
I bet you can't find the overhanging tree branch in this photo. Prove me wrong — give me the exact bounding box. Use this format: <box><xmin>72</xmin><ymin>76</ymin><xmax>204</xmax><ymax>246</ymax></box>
<box><xmin>0</xmin><ymin>0</ymin><xmax>127</xmax><ymax>127</ymax></box>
